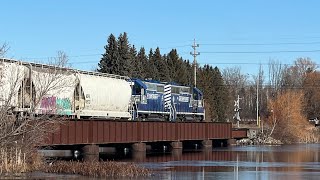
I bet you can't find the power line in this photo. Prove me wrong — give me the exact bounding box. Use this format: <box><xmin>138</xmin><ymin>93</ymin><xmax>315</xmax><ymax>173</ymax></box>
<box><xmin>201</xmin><ymin>41</ymin><xmax>320</xmax><ymax>46</ymax></box>
<box><xmin>201</xmin><ymin>49</ymin><xmax>320</xmax><ymax>54</ymax></box>
<box><xmin>23</xmin><ymin>53</ymin><xmax>101</xmax><ymax>60</ymax></box>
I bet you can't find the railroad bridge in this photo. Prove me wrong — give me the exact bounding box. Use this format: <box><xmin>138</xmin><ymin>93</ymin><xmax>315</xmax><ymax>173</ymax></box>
<box><xmin>42</xmin><ymin>120</ymin><xmax>247</xmax><ymax>161</ymax></box>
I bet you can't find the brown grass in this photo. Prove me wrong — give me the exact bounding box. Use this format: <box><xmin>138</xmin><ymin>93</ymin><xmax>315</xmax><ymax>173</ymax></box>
<box><xmin>1</xmin><ymin>148</ymin><xmax>151</xmax><ymax>178</ymax></box>
<box><xmin>42</xmin><ymin>161</ymin><xmax>151</xmax><ymax>178</ymax></box>
<box><xmin>0</xmin><ymin>147</ymin><xmax>43</xmax><ymax>174</ymax></box>
<box><xmin>266</xmin><ymin>90</ymin><xmax>319</xmax><ymax>143</ymax></box>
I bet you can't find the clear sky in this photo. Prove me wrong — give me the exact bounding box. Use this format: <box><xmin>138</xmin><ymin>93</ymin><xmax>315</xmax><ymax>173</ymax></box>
<box><xmin>2</xmin><ymin>0</ymin><xmax>320</xmax><ymax>76</ymax></box>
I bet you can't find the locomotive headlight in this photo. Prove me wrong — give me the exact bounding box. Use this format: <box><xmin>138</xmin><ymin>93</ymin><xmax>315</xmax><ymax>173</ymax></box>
<box><xmin>73</xmin><ymin>150</ymin><xmax>80</xmax><ymax>159</ymax></box>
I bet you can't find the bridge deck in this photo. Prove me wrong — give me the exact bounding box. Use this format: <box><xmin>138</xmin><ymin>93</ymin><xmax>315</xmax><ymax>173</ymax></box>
<box><xmin>44</xmin><ymin>120</ymin><xmax>237</xmax><ymax>146</ymax></box>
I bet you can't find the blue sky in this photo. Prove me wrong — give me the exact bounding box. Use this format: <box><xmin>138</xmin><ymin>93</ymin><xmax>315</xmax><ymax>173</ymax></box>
<box><xmin>2</xmin><ymin>0</ymin><xmax>320</xmax><ymax>75</ymax></box>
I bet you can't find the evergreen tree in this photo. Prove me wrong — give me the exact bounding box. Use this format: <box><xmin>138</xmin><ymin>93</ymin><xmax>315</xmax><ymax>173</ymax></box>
<box><xmin>130</xmin><ymin>45</ymin><xmax>141</xmax><ymax>78</ymax></box>
<box><xmin>175</xmin><ymin>58</ymin><xmax>189</xmax><ymax>85</ymax></box>
<box><xmin>118</xmin><ymin>32</ymin><xmax>132</xmax><ymax>76</ymax></box>
<box><xmin>147</xmin><ymin>48</ymin><xmax>158</xmax><ymax>80</ymax></box>
<box><xmin>153</xmin><ymin>47</ymin><xmax>169</xmax><ymax>82</ymax></box>
<box><xmin>136</xmin><ymin>47</ymin><xmax>148</xmax><ymax>79</ymax></box>
<box><xmin>98</xmin><ymin>34</ymin><xmax>119</xmax><ymax>74</ymax></box>
<box><xmin>212</xmin><ymin>66</ymin><xmax>228</xmax><ymax>121</ymax></box>
<box><xmin>167</xmin><ymin>49</ymin><xmax>180</xmax><ymax>81</ymax></box>
<box><xmin>185</xmin><ymin>60</ymin><xmax>193</xmax><ymax>86</ymax></box>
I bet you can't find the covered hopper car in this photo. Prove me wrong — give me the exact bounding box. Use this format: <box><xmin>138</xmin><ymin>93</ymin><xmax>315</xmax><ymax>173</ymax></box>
<box><xmin>0</xmin><ymin>59</ymin><xmax>131</xmax><ymax>119</ymax></box>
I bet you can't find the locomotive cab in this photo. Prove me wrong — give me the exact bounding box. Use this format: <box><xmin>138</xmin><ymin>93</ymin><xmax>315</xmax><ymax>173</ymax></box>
<box><xmin>131</xmin><ymin>79</ymin><xmax>147</xmax><ymax>104</ymax></box>
<box><xmin>192</xmin><ymin>87</ymin><xmax>205</xmax><ymax>121</ymax></box>
<box><xmin>192</xmin><ymin>87</ymin><xmax>204</xmax><ymax>107</ymax></box>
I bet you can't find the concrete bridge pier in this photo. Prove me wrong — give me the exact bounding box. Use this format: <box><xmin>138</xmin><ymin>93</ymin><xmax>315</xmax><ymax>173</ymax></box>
<box><xmin>170</xmin><ymin>141</ymin><xmax>183</xmax><ymax>160</ymax></box>
<box><xmin>228</xmin><ymin>139</ymin><xmax>237</xmax><ymax>145</ymax></box>
<box><xmin>132</xmin><ymin>151</ymin><xmax>146</xmax><ymax>162</ymax></box>
<box><xmin>202</xmin><ymin>140</ymin><xmax>212</xmax><ymax>149</ymax></box>
<box><xmin>82</xmin><ymin>144</ymin><xmax>99</xmax><ymax>162</ymax></box>
<box><xmin>132</xmin><ymin>143</ymin><xmax>146</xmax><ymax>162</ymax></box>
<box><xmin>132</xmin><ymin>142</ymin><xmax>146</xmax><ymax>152</ymax></box>
<box><xmin>172</xmin><ymin>148</ymin><xmax>182</xmax><ymax>160</ymax></box>
<box><xmin>170</xmin><ymin>141</ymin><xmax>182</xmax><ymax>149</ymax></box>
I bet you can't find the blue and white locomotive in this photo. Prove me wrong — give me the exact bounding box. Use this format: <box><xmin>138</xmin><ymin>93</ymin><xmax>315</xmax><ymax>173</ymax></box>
<box><xmin>131</xmin><ymin>79</ymin><xmax>205</xmax><ymax>121</ymax></box>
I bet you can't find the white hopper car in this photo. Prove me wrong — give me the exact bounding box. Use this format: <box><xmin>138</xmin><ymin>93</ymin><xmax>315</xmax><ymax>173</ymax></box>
<box><xmin>0</xmin><ymin>59</ymin><xmax>132</xmax><ymax>119</ymax></box>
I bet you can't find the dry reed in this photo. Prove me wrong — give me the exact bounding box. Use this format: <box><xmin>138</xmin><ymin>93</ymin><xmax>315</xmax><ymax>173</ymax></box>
<box><xmin>43</xmin><ymin>161</ymin><xmax>151</xmax><ymax>178</ymax></box>
<box><xmin>0</xmin><ymin>147</ymin><xmax>43</xmax><ymax>175</ymax></box>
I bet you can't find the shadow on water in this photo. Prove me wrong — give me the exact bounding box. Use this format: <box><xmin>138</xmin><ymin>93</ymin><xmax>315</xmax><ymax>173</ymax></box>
<box><xmin>4</xmin><ymin>144</ymin><xmax>320</xmax><ymax>179</ymax></box>
<box><xmin>101</xmin><ymin>144</ymin><xmax>320</xmax><ymax>180</ymax></box>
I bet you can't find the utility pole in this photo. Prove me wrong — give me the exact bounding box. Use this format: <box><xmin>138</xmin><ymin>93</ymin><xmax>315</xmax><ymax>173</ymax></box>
<box><xmin>256</xmin><ymin>73</ymin><xmax>260</xmax><ymax>127</ymax></box>
<box><xmin>233</xmin><ymin>95</ymin><xmax>242</xmax><ymax>128</ymax></box>
<box><xmin>190</xmin><ymin>39</ymin><xmax>200</xmax><ymax>87</ymax></box>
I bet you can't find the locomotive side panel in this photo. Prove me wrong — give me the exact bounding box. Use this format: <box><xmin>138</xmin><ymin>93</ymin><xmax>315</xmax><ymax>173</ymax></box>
<box><xmin>132</xmin><ymin>79</ymin><xmax>205</xmax><ymax>121</ymax></box>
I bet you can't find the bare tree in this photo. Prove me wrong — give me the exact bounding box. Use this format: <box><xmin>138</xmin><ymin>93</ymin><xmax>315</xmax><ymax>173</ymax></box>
<box><xmin>0</xmin><ymin>43</ymin><xmax>9</xmax><ymax>58</ymax></box>
<box><xmin>222</xmin><ymin>66</ymin><xmax>250</xmax><ymax>120</ymax></box>
<box><xmin>222</xmin><ymin>66</ymin><xmax>249</xmax><ymax>95</ymax></box>
<box><xmin>268</xmin><ymin>59</ymin><xmax>287</xmax><ymax>93</ymax></box>
<box><xmin>282</xmin><ymin>58</ymin><xmax>318</xmax><ymax>88</ymax></box>
<box><xmin>0</xmin><ymin>50</ymin><xmax>76</xmax><ymax>173</ymax></box>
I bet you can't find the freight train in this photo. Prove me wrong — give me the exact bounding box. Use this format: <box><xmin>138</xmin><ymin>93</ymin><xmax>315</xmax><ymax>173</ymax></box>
<box><xmin>0</xmin><ymin>59</ymin><xmax>205</xmax><ymax>121</ymax></box>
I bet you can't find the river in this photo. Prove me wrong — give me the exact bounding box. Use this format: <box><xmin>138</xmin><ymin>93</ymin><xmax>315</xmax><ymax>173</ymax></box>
<box><xmin>133</xmin><ymin>144</ymin><xmax>320</xmax><ymax>179</ymax></box>
<box><xmin>3</xmin><ymin>144</ymin><xmax>320</xmax><ymax>179</ymax></box>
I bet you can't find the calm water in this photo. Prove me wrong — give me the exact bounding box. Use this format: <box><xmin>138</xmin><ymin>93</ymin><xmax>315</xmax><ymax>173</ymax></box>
<box><xmin>5</xmin><ymin>144</ymin><xmax>320</xmax><ymax>179</ymax></box>
<box><xmin>136</xmin><ymin>144</ymin><xmax>320</xmax><ymax>180</ymax></box>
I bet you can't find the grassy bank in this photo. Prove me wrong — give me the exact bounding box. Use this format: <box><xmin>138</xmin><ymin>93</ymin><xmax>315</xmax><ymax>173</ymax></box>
<box><xmin>42</xmin><ymin>161</ymin><xmax>151</xmax><ymax>178</ymax></box>
<box><xmin>1</xmin><ymin>148</ymin><xmax>150</xmax><ymax>178</ymax></box>
<box><xmin>0</xmin><ymin>148</ymin><xmax>45</xmax><ymax>174</ymax></box>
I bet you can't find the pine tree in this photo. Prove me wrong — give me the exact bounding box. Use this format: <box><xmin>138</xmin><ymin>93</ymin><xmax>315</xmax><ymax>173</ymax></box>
<box><xmin>98</xmin><ymin>34</ymin><xmax>119</xmax><ymax>74</ymax></box>
<box><xmin>167</xmin><ymin>49</ymin><xmax>179</xmax><ymax>81</ymax></box>
<box><xmin>136</xmin><ymin>47</ymin><xmax>148</xmax><ymax>79</ymax></box>
<box><xmin>175</xmin><ymin>58</ymin><xmax>189</xmax><ymax>85</ymax></box>
<box><xmin>212</xmin><ymin>66</ymin><xmax>228</xmax><ymax>121</ymax></box>
<box><xmin>130</xmin><ymin>45</ymin><xmax>141</xmax><ymax>78</ymax></box>
<box><xmin>118</xmin><ymin>32</ymin><xmax>132</xmax><ymax>76</ymax></box>
<box><xmin>153</xmin><ymin>47</ymin><xmax>169</xmax><ymax>82</ymax></box>
<box><xmin>146</xmin><ymin>48</ymin><xmax>158</xmax><ymax>80</ymax></box>
<box><xmin>197</xmin><ymin>65</ymin><xmax>214</xmax><ymax>121</ymax></box>
<box><xmin>185</xmin><ymin>60</ymin><xmax>193</xmax><ymax>86</ymax></box>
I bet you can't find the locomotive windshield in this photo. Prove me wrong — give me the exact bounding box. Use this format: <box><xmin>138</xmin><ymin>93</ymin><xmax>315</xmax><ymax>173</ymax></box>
<box><xmin>180</xmin><ymin>87</ymin><xmax>190</xmax><ymax>94</ymax></box>
<box><xmin>193</xmin><ymin>87</ymin><xmax>203</xmax><ymax>100</ymax></box>
<box><xmin>132</xmin><ymin>84</ymin><xmax>141</xmax><ymax>95</ymax></box>
<box><xmin>146</xmin><ymin>83</ymin><xmax>157</xmax><ymax>91</ymax></box>
<box><xmin>156</xmin><ymin>85</ymin><xmax>164</xmax><ymax>93</ymax></box>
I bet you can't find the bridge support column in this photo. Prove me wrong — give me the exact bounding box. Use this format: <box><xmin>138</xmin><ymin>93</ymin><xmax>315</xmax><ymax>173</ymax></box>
<box><xmin>202</xmin><ymin>140</ymin><xmax>212</xmax><ymax>149</ymax></box>
<box><xmin>132</xmin><ymin>151</ymin><xmax>146</xmax><ymax>162</ymax></box>
<box><xmin>172</xmin><ymin>149</ymin><xmax>182</xmax><ymax>160</ymax></box>
<box><xmin>170</xmin><ymin>142</ymin><xmax>182</xmax><ymax>160</ymax></box>
<box><xmin>132</xmin><ymin>143</ymin><xmax>146</xmax><ymax>152</ymax></box>
<box><xmin>170</xmin><ymin>141</ymin><xmax>182</xmax><ymax>149</ymax></box>
<box><xmin>228</xmin><ymin>139</ymin><xmax>236</xmax><ymax>145</ymax></box>
<box><xmin>132</xmin><ymin>143</ymin><xmax>146</xmax><ymax>162</ymax></box>
<box><xmin>82</xmin><ymin>144</ymin><xmax>99</xmax><ymax>162</ymax></box>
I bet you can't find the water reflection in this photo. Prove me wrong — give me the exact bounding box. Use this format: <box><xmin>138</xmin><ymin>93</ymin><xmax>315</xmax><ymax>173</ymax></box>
<box><xmin>119</xmin><ymin>144</ymin><xmax>320</xmax><ymax>180</ymax></box>
<box><xmin>6</xmin><ymin>144</ymin><xmax>320</xmax><ymax>179</ymax></box>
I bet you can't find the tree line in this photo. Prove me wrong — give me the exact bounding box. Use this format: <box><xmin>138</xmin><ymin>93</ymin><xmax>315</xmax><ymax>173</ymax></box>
<box><xmin>97</xmin><ymin>32</ymin><xmax>320</xmax><ymax>140</ymax></box>
<box><xmin>98</xmin><ymin>32</ymin><xmax>228</xmax><ymax>121</ymax></box>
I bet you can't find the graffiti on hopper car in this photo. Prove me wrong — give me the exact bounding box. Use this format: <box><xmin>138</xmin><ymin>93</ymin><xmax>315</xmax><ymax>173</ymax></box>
<box><xmin>40</xmin><ymin>96</ymin><xmax>72</xmax><ymax>115</ymax></box>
